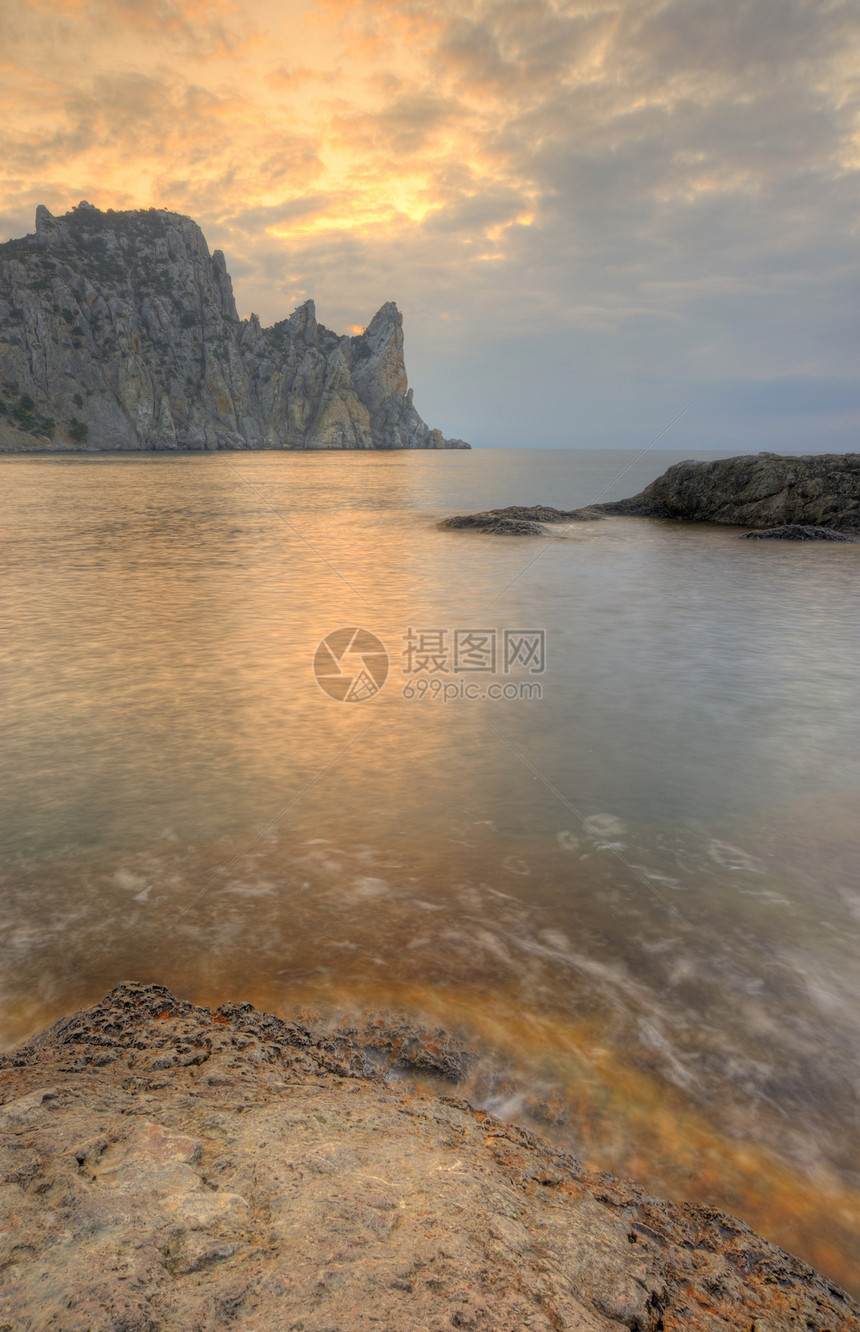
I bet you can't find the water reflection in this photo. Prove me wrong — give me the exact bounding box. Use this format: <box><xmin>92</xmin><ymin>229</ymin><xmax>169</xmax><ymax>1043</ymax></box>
<box><xmin>1</xmin><ymin>450</ymin><xmax>858</xmax><ymax>1292</ymax></box>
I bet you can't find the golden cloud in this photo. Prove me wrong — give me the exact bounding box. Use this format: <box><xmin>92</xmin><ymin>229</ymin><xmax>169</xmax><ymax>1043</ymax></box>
<box><xmin>1</xmin><ymin>0</ymin><xmax>858</xmax><ymax>405</ymax></box>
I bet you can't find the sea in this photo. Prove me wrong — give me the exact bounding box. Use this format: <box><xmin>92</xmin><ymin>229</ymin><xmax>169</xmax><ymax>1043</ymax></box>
<box><xmin>1</xmin><ymin>447</ymin><xmax>858</xmax><ymax>1291</ymax></box>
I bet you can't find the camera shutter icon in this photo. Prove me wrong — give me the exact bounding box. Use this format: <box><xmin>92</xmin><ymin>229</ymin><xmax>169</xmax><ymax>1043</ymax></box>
<box><xmin>313</xmin><ymin>627</ymin><xmax>389</xmax><ymax>702</ymax></box>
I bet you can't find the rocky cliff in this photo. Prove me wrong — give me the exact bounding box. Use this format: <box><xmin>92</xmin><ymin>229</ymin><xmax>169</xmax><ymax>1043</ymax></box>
<box><xmin>0</xmin><ymin>203</ymin><xmax>469</xmax><ymax>452</ymax></box>
<box><xmin>1</xmin><ymin>984</ymin><xmax>856</xmax><ymax>1331</ymax></box>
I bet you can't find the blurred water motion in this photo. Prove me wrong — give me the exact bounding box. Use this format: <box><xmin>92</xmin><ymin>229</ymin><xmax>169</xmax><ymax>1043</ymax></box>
<box><xmin>1</xmin><ymin>448</ymin><xmax>859</xmax><ymax>1290</ymax></box>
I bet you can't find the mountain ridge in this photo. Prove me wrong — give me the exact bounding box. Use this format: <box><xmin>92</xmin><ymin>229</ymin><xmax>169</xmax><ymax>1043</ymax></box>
<box><xmin>0</xmin><ymin>202</ymin><xmax>469</xmax><ymax>452</ymax></box>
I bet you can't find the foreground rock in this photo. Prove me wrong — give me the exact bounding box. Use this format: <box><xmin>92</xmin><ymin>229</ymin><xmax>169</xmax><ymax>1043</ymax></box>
<box><xmin>0</xmin><ymin>203</ymin><xmax>469</xmax><ymax>452</ymax></box>
<box><xmin>0</xmin><ymin>985</ymin><xmax>856</xmax><ymax>1332</ymax></box>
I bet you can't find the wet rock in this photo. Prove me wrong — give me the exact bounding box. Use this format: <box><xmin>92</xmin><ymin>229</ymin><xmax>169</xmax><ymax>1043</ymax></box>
<box><xmin>741</xmin><ymin>524</ymin><xmax>854</xmax><ymax>540</ymax></box>
<box><xmin>439</xmin><ymin>504</ymin><xmax>604</xmax><ymax>534</ymax></box>
<box><xmin>0</xmin><ymin>982</ymin><xmax>856</xmax><ymax>1331</ymax></box>
<box><xmin>442</xmin><ymin>513</ymin><xmax>545</xmax><ymax>534</ymax></box>
<box><xmin>341</xmin><ymin>1013</ymin><xmax>476</xmax><ymax>1082</ymax></box>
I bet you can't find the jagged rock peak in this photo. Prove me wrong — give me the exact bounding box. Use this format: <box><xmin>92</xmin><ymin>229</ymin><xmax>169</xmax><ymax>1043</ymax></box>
<box><xmin>0</xmin><ymin>202</ymin><xmax>469</xmax><ymax>452</ymax></box>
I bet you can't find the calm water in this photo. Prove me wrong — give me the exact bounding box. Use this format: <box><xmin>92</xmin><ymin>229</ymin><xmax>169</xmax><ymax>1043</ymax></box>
<box><xmin>1</xmin><ymin>448</ymin><xmax>859</xmax><ymax>1289</ymax></box>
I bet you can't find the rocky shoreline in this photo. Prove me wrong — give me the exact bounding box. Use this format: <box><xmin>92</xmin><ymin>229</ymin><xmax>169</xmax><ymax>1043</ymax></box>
<box><xmin>1</xmin><ymin>984</ymin><xmax>857</xmax><ymax>1331</ymax></box>
<box><xmin>439</xmin><ymin>453</ymin><xmax>860</xmax><ymax>536</ymax></box>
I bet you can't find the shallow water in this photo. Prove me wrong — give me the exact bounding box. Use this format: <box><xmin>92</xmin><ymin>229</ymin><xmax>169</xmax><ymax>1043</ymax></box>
<box><xmin>1</xmin><ymin>448</ymin><xmax>859</xmax><ymax>1290</ymax></box>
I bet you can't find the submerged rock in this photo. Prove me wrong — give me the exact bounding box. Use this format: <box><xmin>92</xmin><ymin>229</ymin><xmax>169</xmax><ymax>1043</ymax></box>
<box><xmin>0</xmin><ymin>982</ymin><xmax>856</xmax><ymax>1331</ymax></box>
<box><xmin>439</xmin><ymin>504</ymin><xmax>604</xmax><ymax>534</ymax></box>
<box><xmin>441</xmin><ymin>512</ymin><xmax>545</xmax><ymax>534</ymax></box>
<box><xmin>0</xmin><ymin>203</ymin><xmax>469</xmax><ymax>452</ymax></box>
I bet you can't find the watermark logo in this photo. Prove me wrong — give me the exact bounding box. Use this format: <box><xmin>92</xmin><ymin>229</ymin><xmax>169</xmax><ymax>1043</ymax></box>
<box><xmin>313</xmin><ymin>627</ymin><xmax>389</xmax><ymax>702</ymax></box>
<box><xmin>403</xmin><ymin>628</ymin><xmax>545</xmax><ymax>676</ymax></box>
<box><xmin>313</xmin><ymin>626</ymin><xmax>545</xmax><ymax>702</ymax></box>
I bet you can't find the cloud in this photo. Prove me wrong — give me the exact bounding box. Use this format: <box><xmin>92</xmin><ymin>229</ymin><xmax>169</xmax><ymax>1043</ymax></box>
<box><xmin>1</xmin><ymin>0</ymin><xmax>858</xmax><ymax>448</ymax></box>
<box><xmin>632</xmin><ymin>0</ymin><xmax>853</xmax><ymax>78</ymax></box>
<box><xmin>329</xmin><ymin>90</ymin><xmax>456</xmax><ymax>155</ymax></box>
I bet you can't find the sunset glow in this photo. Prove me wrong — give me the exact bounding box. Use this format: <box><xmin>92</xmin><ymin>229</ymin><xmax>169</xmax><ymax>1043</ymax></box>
<box><xmin>2</xmin><ymin>0</ymin><xmax>859</xmax><ymax>447</ymax></box>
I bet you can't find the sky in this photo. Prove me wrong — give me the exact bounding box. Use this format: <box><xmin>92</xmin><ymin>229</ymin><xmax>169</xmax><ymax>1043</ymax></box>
<box><xmin>1</xmin><ymin>0</ymin><xmax>859</xmax><ymax>450</ymax></box>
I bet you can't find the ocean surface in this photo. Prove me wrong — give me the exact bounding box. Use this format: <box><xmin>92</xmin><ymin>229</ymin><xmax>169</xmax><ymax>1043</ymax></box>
<box><xmin>1</xmin><ymin>447</ymin><xmax>859</xmax><ymax>1290</ymax></box>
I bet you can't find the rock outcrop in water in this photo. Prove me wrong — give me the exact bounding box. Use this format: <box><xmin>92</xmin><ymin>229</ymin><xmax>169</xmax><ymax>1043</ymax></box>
<box><xmin>440</xmin><ymin>504</ymin><xmax>605</xmax><ymax>534</ymax></box>
<box><xmin>0</xmin><ymin>983</ymin><xmax>857</xmax><ymax>1331</ymax></box>
<box><xmin>0</xmin><ymin>203</ymin><xmax>469</xmax><ymax>452</ymax></box>
<box><xmin>590</xmin><ymin>453</ymin><xmax>860</xmax><ymax>531</ymax></box>
<box><xmin>440</xmin><ymin>455</ymin><xmax>860</xmax><ymax>535</ymax></box>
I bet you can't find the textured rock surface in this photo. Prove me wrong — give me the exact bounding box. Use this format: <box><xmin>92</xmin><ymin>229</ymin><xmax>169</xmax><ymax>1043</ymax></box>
<box><xmin>440</xmin><ymin>504</ymin><xmax>604</xmax><ymax>534</ymax></box>
<box><xmin>1</xmin><ymin>984</ymin><xmax>857</xmax><ymax>1332</ymax></box>
<box><xmin>740</xmin><ymin>524</ymin><xmax>854</xmax><ymax>541</ymax></box>
<box><xmin>0</xmin><ymin>203</ymin><xmax>469</xmax><ymax>452</ymax></box>
<box><xmin>590</xmin><ymin>454</ymin><xmax>860</xmax><ymax>531</ymax></box>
